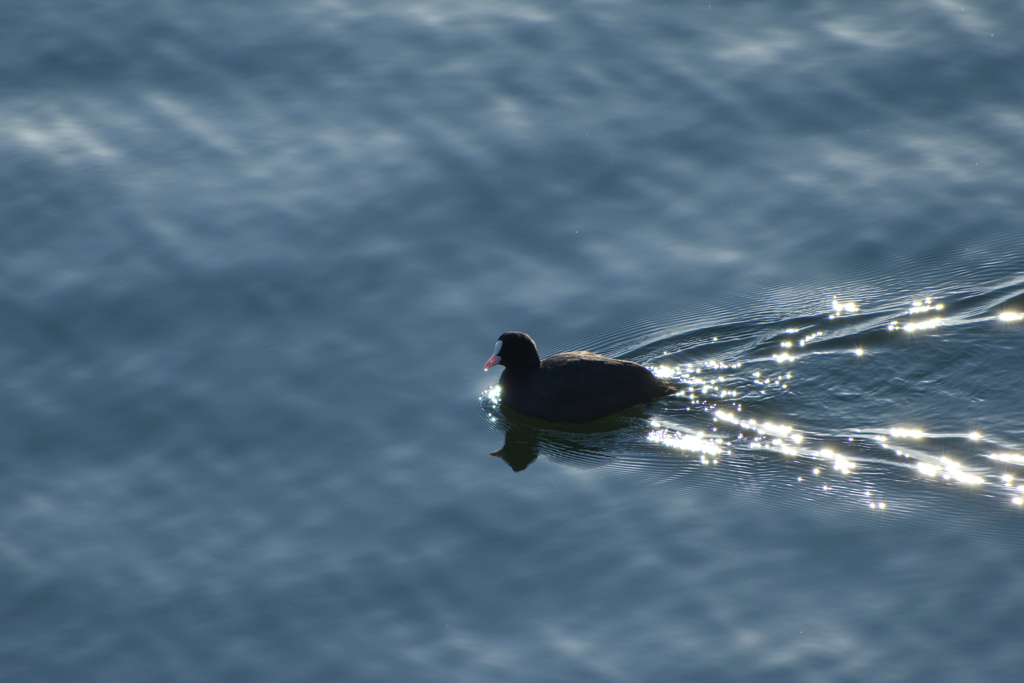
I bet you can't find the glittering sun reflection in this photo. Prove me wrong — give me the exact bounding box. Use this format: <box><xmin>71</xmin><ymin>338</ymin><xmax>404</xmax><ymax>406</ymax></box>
<box><xmin>886</xmin><ymin>297</ymin><xmax>946</xmax><ymax>332</ymax></box>
<box><xmin>647</xmin><ymin>408</ymin><xmax>878</xmax><ymax>505</ymax></box>
<box><xmin>821</xmin><ymin>449</ymin><xmax>856</xmax><ymax>474</ymax></box>
<box><xmin>641</xmin><ymin>292</ymin><xmax>1024</xmax><ymax>511</ymax></box>
<box><xmin>987</xmin><ymin>452</ymin><xmax>1024</xmax><ymax>466</ymax></box>
<box><xmin>647</xmin><ymin>429</ymin><xmax>722</xmax><ymax>464</ymax></box>
<box><xmin>889</xmin><ymin>427</ymin><xmax>925</xmax><ymax>439</ymax></box>
<box><xmin>714</xmin><ymin>410</ymin><xmax>803</xmax><ymax>455</ymax></box>
<box><xmin>634</xmin><ymin>299</ymin><xmax>892</xmax><ymax>509</ymax></box>
<box><xmin>829</xmin><ymin>298</ymin><xmax>859</xmax><ymax>319</ymax></box>
<box><xmin>651</xmin><ymin>365</ymin><xmax>675</xmax><ymax>379</ymax></box>
<box><xmin>901</xmin><ymin>318</ymin><xmax>944</xmax><ymax>332</ymax></box>
<box><xmin>914</xmin><ymin>458</ymin><xmax>984</xmax><ymax>485</ymax></box>
<box><xmin>482</xmin><ymin>384</ymin><xmax>502</xmax><ymax>423</ymax></box>
<box><xmin>872</xmin><ymin>426</ymin><xmax>1017</xmax><ymax>492</ymax></box>
<box><xmin>906</xmin><ymin>299</ymin><xmax>944</xmax><ymax>315</ymax></box>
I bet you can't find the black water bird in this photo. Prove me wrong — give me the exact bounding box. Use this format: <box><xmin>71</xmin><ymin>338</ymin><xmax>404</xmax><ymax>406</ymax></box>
<box><xmin>483</xmin><ymin>331</ymin><xmax>674</xmax><ymax>423</ymax></box>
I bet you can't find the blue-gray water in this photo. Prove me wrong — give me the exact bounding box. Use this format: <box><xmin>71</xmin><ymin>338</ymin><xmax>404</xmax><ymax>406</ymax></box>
<box><xmin>3</xmin><ymin>1</ymin><xmax>1024</xmax><ymax>681</ymax></box>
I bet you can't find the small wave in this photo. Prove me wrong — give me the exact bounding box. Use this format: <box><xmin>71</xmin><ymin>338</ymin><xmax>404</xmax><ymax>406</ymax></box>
<box><xmin>483</xmin><ymin>279</ymin><xmax>1024</xmax><ymax>512</ymax></box>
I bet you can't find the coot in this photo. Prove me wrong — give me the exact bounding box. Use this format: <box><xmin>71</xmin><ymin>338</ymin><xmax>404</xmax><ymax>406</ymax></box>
<box><xmin>483</xmin><ymin>331</ymin><xmax>674</xmax><ymax>423</ymax></box>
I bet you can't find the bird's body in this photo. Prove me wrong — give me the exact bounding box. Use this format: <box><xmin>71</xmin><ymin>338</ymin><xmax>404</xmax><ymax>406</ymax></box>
<box><xmin>484</xmin><ymin>332</ymin><xmax>673</xmax><ymax>423</ymax></box>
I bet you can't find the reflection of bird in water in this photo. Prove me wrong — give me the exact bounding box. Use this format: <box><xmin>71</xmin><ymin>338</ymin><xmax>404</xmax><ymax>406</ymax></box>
<box><xmin>483</xmin><ymin>331</ymin><xmax>674</xmax><ymax>423</ymax></box>
<box><xmin>486</xmin><ymin>403</ymin><xmax>644</xmax><ymax>473</ymax></box>
<box><xmin>489</xmin><ymin>420</ymin><xmax>540</xmax><ymax>472</ymax></box>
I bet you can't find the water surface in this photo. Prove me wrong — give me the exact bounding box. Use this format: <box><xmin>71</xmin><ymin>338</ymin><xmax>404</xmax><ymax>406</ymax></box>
<box><xmin>2</xmin><ymin>1</ymin><xmax>1024</xmax><ymax>681</ymax></box>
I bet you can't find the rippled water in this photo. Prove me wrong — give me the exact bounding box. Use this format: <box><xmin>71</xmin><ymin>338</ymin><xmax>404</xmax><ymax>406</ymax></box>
<box><xmin>3</xmin><ymin>1</ymin><xmax>1024</xmax><ymax>681</ymax></box>
<box><xmin>484</xmin><ymin>280</ymin><xmax>1024</xmax><ymax>509</ymax></box>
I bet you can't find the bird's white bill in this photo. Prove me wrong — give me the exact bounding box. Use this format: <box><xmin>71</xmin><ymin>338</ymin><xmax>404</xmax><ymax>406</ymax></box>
<box><xmin>483</xmin><ymin>340</ymin><xmax>502</xmax><ymax>370</ymax></box>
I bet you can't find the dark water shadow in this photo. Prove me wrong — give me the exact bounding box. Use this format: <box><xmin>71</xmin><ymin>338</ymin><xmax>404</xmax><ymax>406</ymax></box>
<box><xmin>484</xmin><ymin>401</ymin><xmax>653</xmax><ymax>473</ymax></box>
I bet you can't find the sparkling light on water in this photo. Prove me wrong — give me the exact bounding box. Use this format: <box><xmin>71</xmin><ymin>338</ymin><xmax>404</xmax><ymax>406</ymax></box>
<box><xmin>829</xmin><ymin>298</ymin><xmax>859</xmax><ymax>319</ymax></box>
<box><xmin>715</xmin><ymin>411</ymin><xmax>803</xmax><ymax>443</ymax></box>
<box><xmin>652</xmin><ymin>365</ymin><xmax>675</xmax><ymax>378</ymax></box>
<box><xmin>647</xmin><ymin>429</ymin><xmax>722</xmax><ymax>458</ymax></box>
<box><xmin>907</xmin><ymin>299</ymin><xmax>944</xmax><ymax>315</ymax></box>
<box><xmin>890</xmin><ymin>428</ymin><xmax>925</xmax><ymax>439</ymax></box>
<box><xmin>988</xmin><ymin>452</ymin><xmax>1024</xmax><ymax>466</ymax></box>
<box><xmin>903</xmin><ymin>317</ymin><xmax>944</xmax><ymax>332</ymax></box>
<box><xmin>820</xmin><ymin>448</ymin><xmax>856</xmax><ymax>474</ymax></box>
